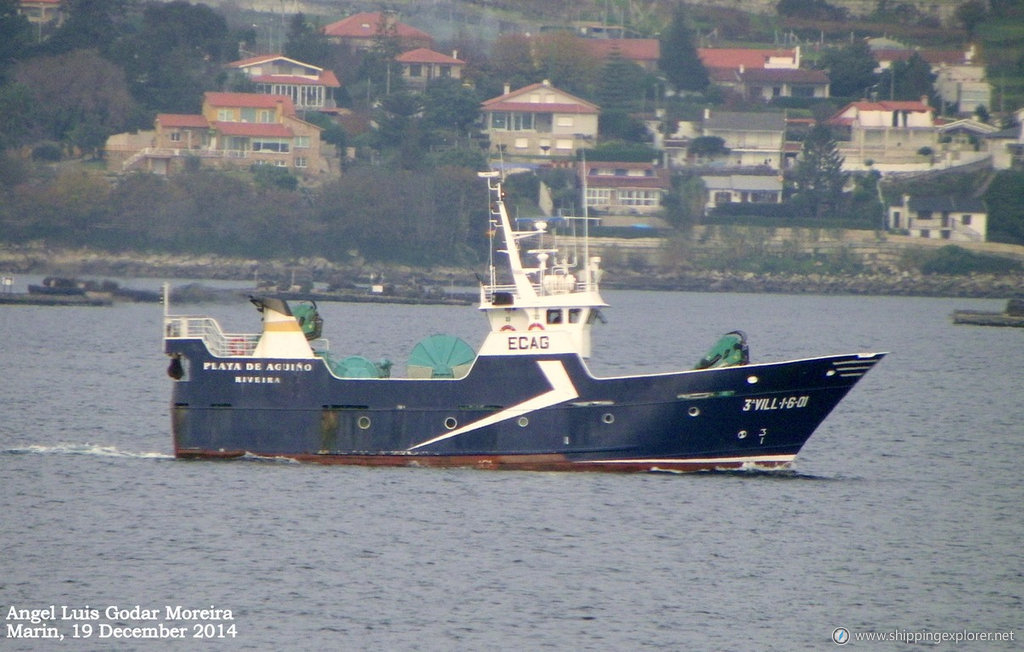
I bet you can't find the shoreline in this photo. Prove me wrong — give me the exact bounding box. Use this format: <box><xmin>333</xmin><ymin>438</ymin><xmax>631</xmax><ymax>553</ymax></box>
<box><xmin>2</xmin><ymin>245</ymin><xmax>1022</xmax><ymax>300</ymax></box>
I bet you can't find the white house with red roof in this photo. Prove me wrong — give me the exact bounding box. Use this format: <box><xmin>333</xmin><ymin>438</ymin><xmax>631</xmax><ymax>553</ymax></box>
<box><xmin>480</xmin><ymin>80</ymin><xmax>599</xmax><ymax>161</ymax></box>
<box><xmin>322</xmin><ymin>11</ymin><xmax>433</xmax><ymax>52</ymax></box>
<box><xmin>394</xmin><ymin>48</ymin><xmax>465</xmax><ymax>90</ymax></box>
<box><xmin>827</xmin><ymin>99</ymin><xmax>938</xmax><ymax>170</ymax></box>
<box><xmin>227</xmin><ymin>54</ymin><xmax>340</xmax><ymax>111</ymax></box>
<box><xmin>699</xmin><ymin>47</ymin><xmax>799</xmax><ymax>84</ymax></box>
<box><xmin>110</xmin><ymin>92</ymin><xmax>330</xmax><ymax>178</ymax></box>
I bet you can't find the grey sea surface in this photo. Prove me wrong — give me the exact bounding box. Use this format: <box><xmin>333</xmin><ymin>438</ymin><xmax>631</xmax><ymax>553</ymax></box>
<box><xmin>1</xmin><ymin>280</ymin><xmax>1020</xmax><ymax>650</ymax></box>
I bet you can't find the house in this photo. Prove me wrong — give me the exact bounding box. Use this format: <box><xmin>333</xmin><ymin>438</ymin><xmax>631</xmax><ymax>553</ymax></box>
<box><xmin>933</xmin><ymin>64</ymin><xmax>991</xmax><ymax>116</ymax></box>
<box><xmin>827</xmin><ymin>99</ymin><xmax>937</xmax><ymax>170</ymax></box>
<box><xmin>111</xmin><ymin>92</ymin><xmax>329</xmax><ymax>178</ymax></box>
<box><xmin>887</xmin><ymin>194</ymin><xmax>987</xmax><ymax>241</ymax></box>
<box><xmin>735</xmin><ymin>67</ymin><xmax>830</xmax><ymax>102</ymax></box>
<box><xmin>701</xmin><ymin>174</ymin><xmax>783</xmax><ymax>214</ymax></box>
<box><xmin>227</xmin><ymin>54</ymin><xmax>340</xmax><ymax>111</ymax></box>
<box><xmin>581</xmin><ymin>161</ymin><xmax>669</xmax><ymax>216</ymax></box>
<box><xmin>17</xmin><ymin>0</ymin><xmax>63</xmax><ymax>36</ymax></box>
<box><xmin>480</xmin><ymin>80</ymin><xmax>599</xmax><ymax>160</ymax></box>
<box><xmin>699</xmin><ymin>47</ymin><xmax>799</xmax><ymax>85</ymax></box>
<box><xmin>701</xmin><ymin>110</ymin><xmax>786</xmax><ymax>170</ymax></box>
<box><xmin>322</xmin><ymin>11</ymin><xmax>433</xmax><ymax>53</ymax></box>
<box><xmin>395</xmin><ymin>48</ymin><xmax>465</xmax><ymax>90</ymax></box>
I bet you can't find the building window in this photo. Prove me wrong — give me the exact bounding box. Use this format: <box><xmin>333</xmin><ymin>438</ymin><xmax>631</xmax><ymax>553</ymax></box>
<box><xmin>252</xmin><ymin>139</ymin><xmax>289</xmax><ymax>153</ymax></box>
<box><xmin>586</xmin><ymin>188</ymin><xmax>611</xmax><ymax>206</ymax></box>
<box><xmin>241</xmin><ymin>108</ymin><xmax>256</xmax><ymax>122</ymax></box>
<box><xmin>170</xmin><ymin>132</ymin><xmax>181</xmax><ymax>142</ymax></box>
<box><xmin>440</xmin><ymin>65</ymin><xmax>451</xmax><ymax>78</ymax></box>
<box><xmin>490</xmin><ymin>112</ymin><xmax>508</xmax><ymax>130</ymax></box>
<box><xmin>217</xmin><ymin>109</ymin><xmax>232</xmax><ymax>121</ymax></box>
<box><xmin>409</xmin><ymin>64</ymin><xmax>422</xmax><ymax>78</ymax></box>
<box><xmin>555</xmin><ymin>139</ymin><xmax>572</xmax><ymax>150</ymax></box>
<box><xmin>294</xmin><ymin>135</ymin><xmax>310</xmax><ymax>149</ymax></box>
<box><xmin>961</xmin><ymin>215</ymin><xmax>972</xmax><ymax>225</ymax></box>
<box><xmin>514</xmin><ymin>138</ymin><xmax>528</xmax><ymax>149</ymax></box>
<box><xmin>557</xmin><ymin>116</ymin><xmax>574</xmax><ymax>128</ymax></box>
<box><xmin>294</xmin><ymin>157</ymin><xmax>307</xmax><ymax>168</ymax></box>
<box><xmin>714</xmin><ymin>191</ymin><xmax>732</xmax><ymax>205</ymax></box>
<box><xmin>511</xmin><ymin>113</ymin><xmax>534</xmax><ymax>131</ymax></box>
<box><xmin>258</xmin><ymin>110</ymin><xmax>273</xmax><ymax>123</ymax></box>
<box><xmin>620</xmin><ymin>190</ymin><xmax>659</xmax><ymax>207</ymax></box>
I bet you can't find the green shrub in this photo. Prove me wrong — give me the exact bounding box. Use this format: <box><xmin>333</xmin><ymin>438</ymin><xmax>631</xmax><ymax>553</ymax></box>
<box><xmin>919</xmin><ymin>245</ymin><xmax>1021</xmax><ymax>275</ymax></box>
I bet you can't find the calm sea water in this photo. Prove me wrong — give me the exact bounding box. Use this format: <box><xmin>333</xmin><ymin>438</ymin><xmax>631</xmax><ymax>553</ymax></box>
<box><xmin>1</xmin><ymin>277</ymin><xmax>1021</xmax><ymax>650</ymax></box>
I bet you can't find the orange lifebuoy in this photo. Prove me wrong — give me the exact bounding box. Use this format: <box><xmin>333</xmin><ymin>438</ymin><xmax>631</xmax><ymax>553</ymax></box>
<box><xmin>528</xmin><ymin>323</ymin><xmax>544</xmax><ymax>331</ymax></box>
<box><xmin>500</xmin><ymin>325</ymin><xmax>516</xmax><ymax>331</ymax></box>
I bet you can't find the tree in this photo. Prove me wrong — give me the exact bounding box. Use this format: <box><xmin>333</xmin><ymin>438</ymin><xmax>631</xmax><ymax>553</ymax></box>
<box><xmin>0</xmin><ymin>0</ymin><xmax>32</xmax><ymax>80</ymax></box>
<box><xmin>112</xmin><ymin>1</ymin><xmax>237</xmax><ymax>113</ymax></box>
<box><xmin>488</xmin><ymin>34</ymin><xmax>537</xmax><ymax>94</ymax></box>
<box><xmin>889</xmin><ymin>52</ymin><xmax>935</xmax><ymax>102</ymax></box>
<box><xmin>43</xmin><ymin>0</ymin><xmax>128</xmax><ymax>57</ymax></box>
<box><xmin>422</xmin><ymin>77</ymin><xmax>480</xmax><ymax>135</ymax></box>
<box><xmin>0</xmin><ymin>82</ymin><xmax>35</xmax><ymax>149</ymax></box>
<box><xmin>658</xmin><ymin>3</ymin><xmax>708</xmax><ymax>93</ymax></box>
<box><xmin>776</xmin><ymin>0</ymin><xmax>848</xmax><ymax>20</ymax></box>
<box><xmin>819</xmin><ymin>40</ymin><xmax>878</xmax><ymax>99</ymax></box>
<box><xmin>789</xmin><ymin>123</ymin><xmax>848</xmax><ymax>219</ymax></box>
<box><xmin>533</xmin><ymin>31</ymin><xmax>599</xmax><ymax>97</ymax></box>
<box><xmin>285</xmin><ymin>13</ymin><xmax>330</xmax><ymax>67</ymax></box>
<box><xmin>955</xmin><ymin>0</ymin><xmax>989</xmax><ymax>36</ymax></box>
<box><xmin>597</xmin><ymin>47</ymin><xmax>646</xmax><ymax>111</ymax></box>
<box><xmin>14</xmin><ymin>49</ymin><xmax>138</xmax><ymax>156</ymax></box>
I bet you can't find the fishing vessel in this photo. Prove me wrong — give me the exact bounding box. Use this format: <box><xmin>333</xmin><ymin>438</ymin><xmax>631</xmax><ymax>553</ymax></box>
<box><xmin>163</xmin><ymin>172</ymin><xmax>884</xmax><ymax>472</ymax></box>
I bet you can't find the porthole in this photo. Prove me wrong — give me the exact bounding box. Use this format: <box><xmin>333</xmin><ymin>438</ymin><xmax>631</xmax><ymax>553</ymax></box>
<box><xmin>746</xmin><ymin>375</ymin><xmax>759</xmax><ymax>385</ymax></box>
<box><xmin>737</xmin><ymin>429</ymin><xmax>748</xmax><ymax>439</ymax></box>
<box><xmin>517</xmin><ymin>416</ymin><xmax>529</xmax><ymax>427</ymax></box>
<box><xmin>444</xmin><ymin>416</ymin><xmax>458</xmax><ymax>430</ymax></box>
<box><xmin>602</xmin><ymin>413</ymin><xmax>615</xmax><ymax>424</ymax></box>
<box><xmin>688</xmin><ymin>406</ymin><xmax>700</xmax><ymax>417</ymax></box>
<box><xmin>826</xmin><ymin>369</ymin><xmax>836</xmax><ymax>377</ymax></box>
<box><xmin>357</xmin><ymin>416</ymin><xmax>371</xmax><ymax>430</ymax></box>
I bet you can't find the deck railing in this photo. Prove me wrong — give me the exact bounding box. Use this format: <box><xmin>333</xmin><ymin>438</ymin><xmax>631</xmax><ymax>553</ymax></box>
<box><xmin>164</xmin><ymin>316</ymin><xmax>259</xmax><ymax>357</ymax></box>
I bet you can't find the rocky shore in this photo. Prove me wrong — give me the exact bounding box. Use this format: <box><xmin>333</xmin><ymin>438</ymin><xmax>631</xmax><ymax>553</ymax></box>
<box><xmin>2</xmin><ymin>245</ymin><xmax>1022</xmax><ymax>300</ymax></box>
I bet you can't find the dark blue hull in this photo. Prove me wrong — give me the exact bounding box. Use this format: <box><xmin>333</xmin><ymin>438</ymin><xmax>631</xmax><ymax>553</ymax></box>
<box><xmin>166</xmin><ymin>337</ymin><xmax>883</xmax><ymax>472</ymax></box>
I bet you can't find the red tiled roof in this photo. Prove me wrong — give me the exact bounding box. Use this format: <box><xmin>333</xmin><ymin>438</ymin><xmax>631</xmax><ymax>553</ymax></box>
<box><xmin>698</xmin><ymin>48</ymin><xmax>797</xmax><ymax>70</ymax></box>
<box><xmin>212</xmin><ymin>122</ymin><xmax>293</xmax><ymax>138</ymax></box>
<box><xmin>395</xmin><ymin>47</ymin><xmax>464</xmax><ymax>64</ymax></box>
<box><xmin>828</xmin><ymin>100</ymin><xmax>933</xmax><ymax>126</ymax></box>
<box><xmin>580</xmin><ymin>39</ymin><xmax>660</xmax><ymax>63</ymax></box>
<box><xmin>204</xmin><ymin>92</ymin><xmax>296</xmax><ymax>114</ymax></box>
<box><xmin>322</xmin><ymin>12</ymin><xmax>431</xmax><ymax>41</ymax></box>
<box><xmin>873</xmin><ymin>49</ymin><xmax>968</xmax><ymax>66</ymax></box>
<box><xmin>157</xmin><ymin>114</ymin><xmax>209</xmax><ymax>128</ymax></box>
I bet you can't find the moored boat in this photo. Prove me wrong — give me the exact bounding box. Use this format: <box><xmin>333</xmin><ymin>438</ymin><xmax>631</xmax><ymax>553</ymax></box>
<box><xmin>163</xmin><ymin>172</ymin><xmax>885</xmax><ymax>472</ymax></box>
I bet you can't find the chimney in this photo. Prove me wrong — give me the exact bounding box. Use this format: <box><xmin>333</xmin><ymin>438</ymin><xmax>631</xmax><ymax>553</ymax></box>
<box><xmin>503</xmin><ymin>82</ymin><xmax>510</xmax><ymax>95</ymax></box>
<box><xmin>452</xmin><ymin>49</ymin><xmax>458</xmax><ymax>60</ymax></box>
<box><xmin>704</xmin><ymin>107</ymin><xmax>711</xmax><ymax>120</ymax></box>
<box><xmin>920</xmin><ymin>95</ymin><xmax>929</xmax><ymax>107</ymax></box>
<box><xmin>739</xmin><ymin>64</ymin><xmax>744</xmax><ymax>74</ymax></box>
